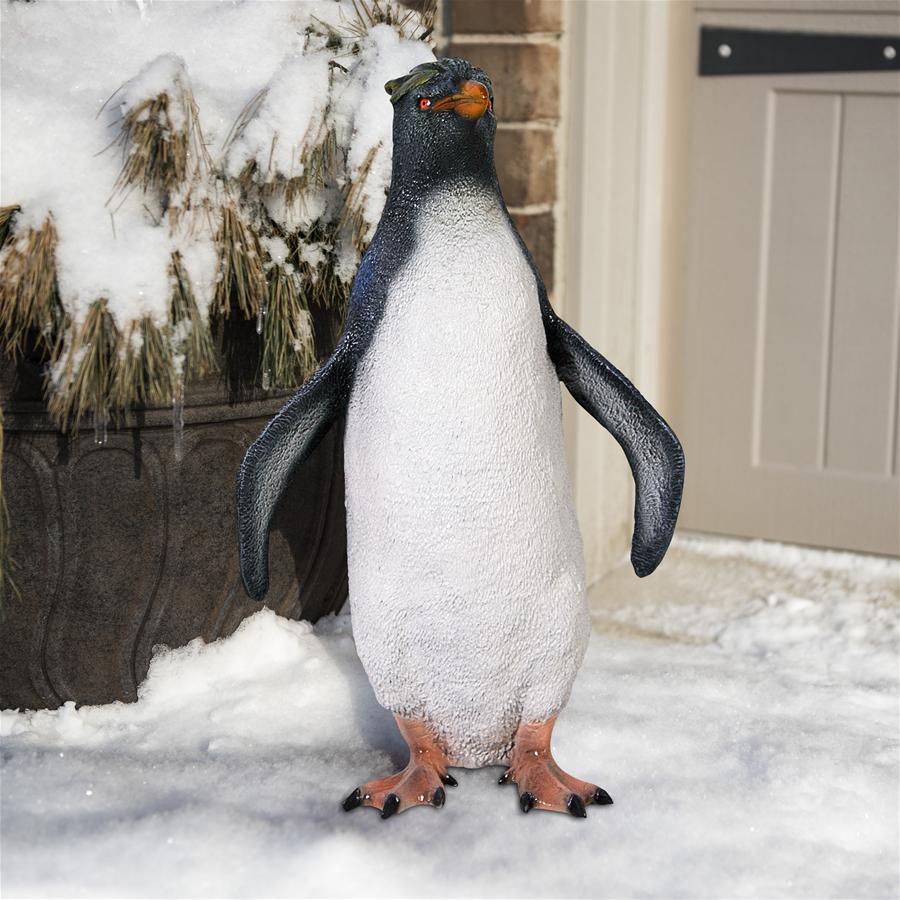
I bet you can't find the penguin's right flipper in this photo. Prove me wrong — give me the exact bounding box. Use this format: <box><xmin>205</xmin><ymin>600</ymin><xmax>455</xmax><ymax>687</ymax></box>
<box><xmin>236</xmin><ymin>342</ymin><xmax>353</xmax><ymax>601</ymax></box>
<box><xmin>541</xmin><ymin>307</ymin><xmax>685</xmax><ymax>578</ymax></box>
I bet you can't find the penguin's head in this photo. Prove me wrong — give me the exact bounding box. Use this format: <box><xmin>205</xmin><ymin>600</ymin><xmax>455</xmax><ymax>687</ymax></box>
<box><xmin>384</xmin><ymin>57</ymin><xmax>496</xmax><ymax>190</ymax></box>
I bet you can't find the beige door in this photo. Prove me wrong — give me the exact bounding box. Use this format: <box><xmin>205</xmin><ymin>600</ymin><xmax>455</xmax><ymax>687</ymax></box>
<box><xmin>679</xmin><ymin>8</ymin><xmax>900</xmax><ymax>555</ymax></box>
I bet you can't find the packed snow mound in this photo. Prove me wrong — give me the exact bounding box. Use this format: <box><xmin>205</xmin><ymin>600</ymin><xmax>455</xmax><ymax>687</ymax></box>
<box><xmin>2</xmin><ymin>535</ymin><xmax>897</xmax><ymax>898</ymax></box>
<box><xmin>2</xmin><ymin>609</ymin><xmax>355</xmax><ymax>752</ymax></box>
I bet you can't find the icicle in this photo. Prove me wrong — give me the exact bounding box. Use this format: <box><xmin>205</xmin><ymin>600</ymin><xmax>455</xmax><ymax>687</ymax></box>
<box><xmin>261</xmin><ymin>369</ymin><xmax>271</xmax><ymax>391</ymax></box>
<box><xmin>93</xmin><ymin>411</ymin><xmax>108</xmax><ymax>447</ymax></box>
<box><xmin>256</xmin><ymin>300</ymin><xmax>267</xmax><ymax>335</ymax></box>
<box><xmin>172</xmin><ymin>376</ymin><xmax>185</xmax><ymax>463</ymax></box>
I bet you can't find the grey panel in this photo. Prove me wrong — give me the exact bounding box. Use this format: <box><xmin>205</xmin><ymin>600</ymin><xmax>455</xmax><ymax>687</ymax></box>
<box><xmin>825</xmin><ymin>93</ymin><xmax>900</xmax><ymax>474</ymax></box>
<box><xmin>758</xmin><ymin>91</ymin><xmax>841</xmax><ymax>468</ymax></box>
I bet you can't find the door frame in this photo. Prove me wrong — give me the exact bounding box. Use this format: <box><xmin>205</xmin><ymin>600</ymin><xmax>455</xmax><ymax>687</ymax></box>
<box><xmin>562</xmin><ymin>0</ymin><xmax>693</xmax><ymax>583</ymax></box>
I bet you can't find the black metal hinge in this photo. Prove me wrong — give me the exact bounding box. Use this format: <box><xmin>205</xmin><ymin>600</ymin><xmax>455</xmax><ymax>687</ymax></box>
<box><xmin>699</xmin><ymin>26</ymin><xmax>900</xmax><ymax>76</ymax></box>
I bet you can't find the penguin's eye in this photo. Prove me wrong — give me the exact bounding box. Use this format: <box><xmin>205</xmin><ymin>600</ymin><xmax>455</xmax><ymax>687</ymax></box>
<box><xmin>419</xmin><ymin>97</ymin><xmax>432</xmax><ymax>110</ymax></box>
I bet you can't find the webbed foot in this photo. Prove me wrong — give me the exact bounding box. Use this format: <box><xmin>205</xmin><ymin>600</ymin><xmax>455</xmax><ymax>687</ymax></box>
<box><xmin>501</xmin><ymin>717</ymin><xmax>613</xmax><ymax>817</ymax></box>
<box><xmin>342</xmin><ymin>717</ymin><xmax>453</xmax><ymax>818</ymax></box>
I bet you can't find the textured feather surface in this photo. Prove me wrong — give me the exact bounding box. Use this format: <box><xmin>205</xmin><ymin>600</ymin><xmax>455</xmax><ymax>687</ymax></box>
<box><xmin>542</xmin><ymin>308</ymin><xmax>685</xmax><ymax>577</ymax></box>
<box><xmin>237</xmin><ymin>54</ymin><xmax>683</xmax><ymax>768</ymax></box>
<box><xmin>345</xmin><ymin>184</ymin><xmax>590</xmax><ymax>766</ymax></box>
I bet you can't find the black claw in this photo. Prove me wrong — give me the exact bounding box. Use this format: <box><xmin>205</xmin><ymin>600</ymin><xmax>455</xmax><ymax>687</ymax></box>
<box><xmin>440</xmin><ymin>773</ymin><xmax>458</xmax><ymax>787</ymax></box>
<box><xmin>593</xmin><ymin>787</ymin><xmax>614</xmax><ymax>806</ymax></box>
<box><xmin>519</xmin><ymin>791</ymin><xmax>536</xmax><ymax>813</ymax></box>
<box><xmin>381</xmin><ymin>793</ymin><xmax>400</xmax><ymax>819</ymax></box>
<box><xmin>342</xmin><ymin>788</ymin><xmax>361</xmax><ymax>812</ymax></box>
<box><xmin>567</xmin><ymin>794</ymin><xmax>587</xmax><ymax>818</ymax></box>
<box><xmin>498</xmin><ymin>770</ymin><xmax>510</xmax><ymax>785</ymax></box>
<box><xmin>431</xmin><ymin>787</ymin><xmax>446</xmax><ymax>808</ymax></box>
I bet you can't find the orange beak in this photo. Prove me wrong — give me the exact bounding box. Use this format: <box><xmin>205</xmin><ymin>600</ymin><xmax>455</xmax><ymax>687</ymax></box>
<box><xmin>430</xmin><ymin>80</ymin><xmax>491</xmax><ymax>119</ymax></box>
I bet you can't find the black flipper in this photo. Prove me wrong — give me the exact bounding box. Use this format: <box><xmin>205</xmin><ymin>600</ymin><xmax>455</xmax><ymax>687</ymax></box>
<box><xmin>542</xmin><ymin>304</ymin><xmax>685</xmax><ymax>578</ymax></box>
<box><xmin>236</xmin><ymin>341</ymin><xmax>353</xmax><ymax>601</ymax></box>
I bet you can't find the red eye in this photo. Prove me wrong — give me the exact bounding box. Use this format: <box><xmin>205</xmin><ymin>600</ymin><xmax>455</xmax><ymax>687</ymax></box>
<box><xmin>419</xmin><ymin>98</ymin><xmax>431</xmax><ymax>109</ymax></box>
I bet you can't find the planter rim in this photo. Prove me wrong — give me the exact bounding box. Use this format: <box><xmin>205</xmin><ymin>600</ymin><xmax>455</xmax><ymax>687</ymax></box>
<box><xmin>1</xmin><ymin>390</ymin><xmax>296</xmax><ymax>433</ymax></box>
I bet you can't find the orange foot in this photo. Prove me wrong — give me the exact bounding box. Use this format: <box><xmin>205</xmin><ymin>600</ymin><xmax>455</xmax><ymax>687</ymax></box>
<box><xmin>342</xmin><ymin>716</ymin><xmax>455</xmax><ymax>819</ymax></box>
<box><xmin>500</xmin><ymin>717</ymin><xmax>614</xmax><ymax>817</ymax></box>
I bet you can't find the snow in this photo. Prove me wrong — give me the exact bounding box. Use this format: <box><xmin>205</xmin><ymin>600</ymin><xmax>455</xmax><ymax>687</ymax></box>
<box><xmin>329</xmin><ymin>25</ymin><xmax>435</xmax><ymax>244</ymax></box>
<box><xmin>0</xmin><ymin>1</ymin><xmax>434</xmax><ymax>328</ymax></box>
<box><xmin>2</xmin><ymin>534</ymin><xmax>897</xmax><ymax>898</ymax></box>
<box><xmin>225</xmin><ymin>54</ymin><xmax>332</xmax><ymax>182</ymax></box>
<box><xmin>260</xmin><ymin>237</ymin><xmax>291</xmax><ymax>270</ymax></box>
<box><xmin>117</xmin><ymin>54</ymin><xmax>193</xmax><ymax>132</ymax></box>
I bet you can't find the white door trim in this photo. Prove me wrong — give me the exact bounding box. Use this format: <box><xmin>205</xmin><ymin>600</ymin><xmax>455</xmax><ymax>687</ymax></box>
<box><xmin>562</xmin><ymin>0</ymin><xmax>692</xmax><ymax>583</ymax></box>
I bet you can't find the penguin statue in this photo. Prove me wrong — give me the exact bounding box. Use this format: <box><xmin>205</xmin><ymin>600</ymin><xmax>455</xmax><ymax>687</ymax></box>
<box><xmin>237</xmin><ymin>58</ymin><xmax>684</xmax><ymax>819</ymax></box>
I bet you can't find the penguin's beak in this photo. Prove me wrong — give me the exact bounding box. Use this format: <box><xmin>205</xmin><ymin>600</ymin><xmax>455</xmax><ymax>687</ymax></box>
<box><xmin>430</xmin><ymin>80</ymin><xmax>491</xmax><ymax>119</ymax></box>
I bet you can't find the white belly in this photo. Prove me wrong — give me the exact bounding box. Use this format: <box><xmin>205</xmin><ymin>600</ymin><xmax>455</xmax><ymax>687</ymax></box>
<box><xmin>344</xmin><ymin>186</ymin><xmax>589</xmax><ymax>766</ymax></box>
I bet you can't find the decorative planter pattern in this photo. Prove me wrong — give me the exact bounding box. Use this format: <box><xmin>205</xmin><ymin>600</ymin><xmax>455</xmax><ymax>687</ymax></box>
<box><xmin>0</xmin><ymin>360</ymin><xmax>348</xmax><ymax>710</ymax></box>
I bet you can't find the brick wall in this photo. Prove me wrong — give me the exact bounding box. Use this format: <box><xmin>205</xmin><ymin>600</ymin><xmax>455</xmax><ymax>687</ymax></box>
<box><xmin>441</xmin><ymin>0</ymin><xmax>564</xmax><ymax>294</ymax></box>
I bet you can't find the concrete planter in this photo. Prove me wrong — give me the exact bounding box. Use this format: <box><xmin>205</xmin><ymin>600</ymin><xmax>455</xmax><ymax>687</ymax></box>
<box><xmin>0</xmin><ymin>355</ymin><xmax>347</xmax><ymax>710</ymax></box>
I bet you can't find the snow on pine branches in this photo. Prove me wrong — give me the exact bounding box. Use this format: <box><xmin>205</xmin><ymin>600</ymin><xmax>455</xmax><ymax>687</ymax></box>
<box><xmin>0</xmin><ymin>0</ymin><xmax>436</xmax><ymax>432</ymax></box>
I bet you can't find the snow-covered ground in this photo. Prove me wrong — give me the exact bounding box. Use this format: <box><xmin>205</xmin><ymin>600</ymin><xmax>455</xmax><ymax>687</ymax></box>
<box><xmin>2</xmin><ymin>535</ymin><xmax>897</xmax><ymax>898</ymax></box>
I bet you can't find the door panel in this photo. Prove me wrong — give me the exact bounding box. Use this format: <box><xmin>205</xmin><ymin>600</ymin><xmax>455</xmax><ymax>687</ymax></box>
<box><xmin>757</xmin><ymin>90</ymin><xmax>841</xmax><ymax>470</ymax></box>
<box><xmin>680</xmin><ymin>14</ymin><xmax>900</xmax><ymax>555</ymax></box>
<box><xmin>826</xmin><ymin>93</ymin><xmax>900</xmax><ymax>475</ymax></box>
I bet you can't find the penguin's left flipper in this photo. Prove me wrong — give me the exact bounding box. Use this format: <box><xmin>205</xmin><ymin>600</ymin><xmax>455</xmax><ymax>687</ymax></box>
<box><xmin>236</xmin><ymin>340</ymin><xmax>354</xmax><ymax>601</ymax></box>
<box><xmin>541</xmin><ymin>305</ymin><xmax>685</xmax><ymax>578</ymax></box>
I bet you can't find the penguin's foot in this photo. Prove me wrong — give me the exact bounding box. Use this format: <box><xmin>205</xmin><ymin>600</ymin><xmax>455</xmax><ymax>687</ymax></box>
<box><xmin>502</xmin><ymin>717</ymin><xmax>614</xmax><ymax>817</ymax></box>
<box><xmin>342</xmin><ymin>716</ymin><xmax>453</xmax><ymax>818</ymax></box>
